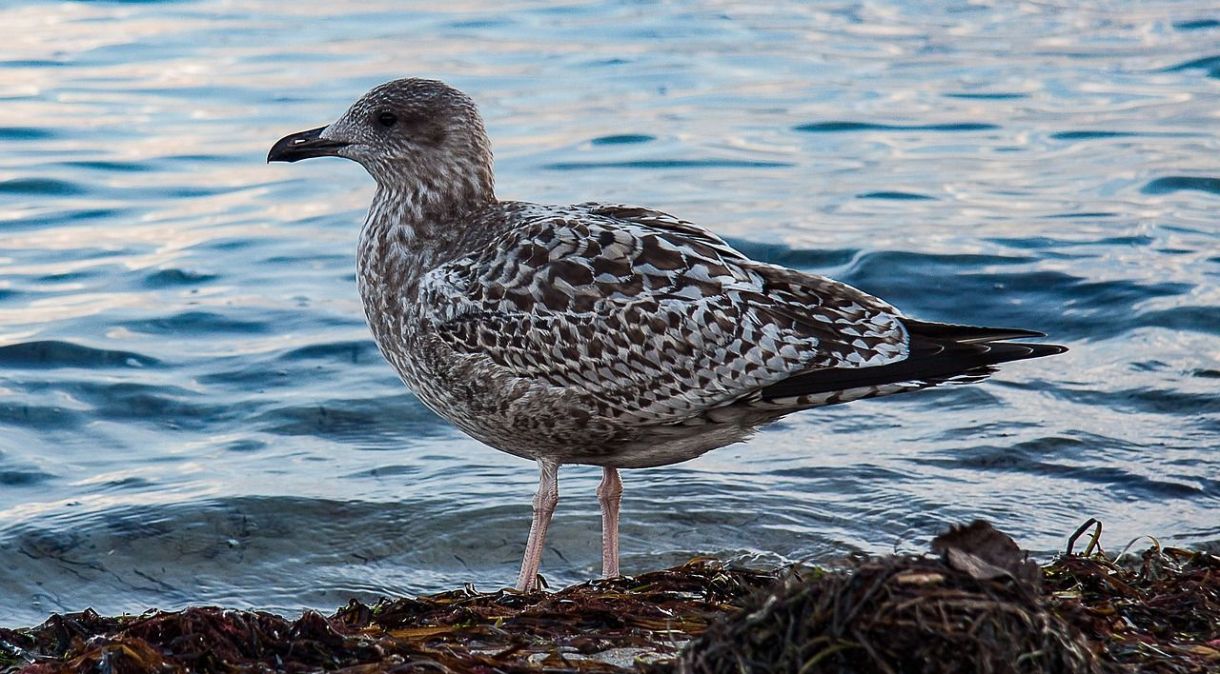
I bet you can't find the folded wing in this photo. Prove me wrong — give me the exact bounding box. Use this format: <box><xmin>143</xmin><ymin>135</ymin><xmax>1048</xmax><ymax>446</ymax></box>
<box><xmin>421</xmin><ymin>203</ymin><xmax>1060</xmax><ymax>424</ymax></box>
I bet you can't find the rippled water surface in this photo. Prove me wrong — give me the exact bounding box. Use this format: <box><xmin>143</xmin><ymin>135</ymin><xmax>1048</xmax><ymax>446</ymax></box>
<box><xmin>2</xmin><ymin>0</ymin><xmax>1218</xmax><ymax>626</ymax></box>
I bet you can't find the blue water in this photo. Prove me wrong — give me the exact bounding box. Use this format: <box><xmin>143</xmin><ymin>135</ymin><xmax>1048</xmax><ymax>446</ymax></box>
<box><xmin>1</xmin><ymin>1</ymin><xmax>1217</xmax><ymax>627</ymax></box>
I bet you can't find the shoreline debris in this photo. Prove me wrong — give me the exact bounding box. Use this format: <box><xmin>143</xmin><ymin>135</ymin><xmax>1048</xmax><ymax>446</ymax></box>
<box><xmin>2</xmin><ymin>522</ymin><xmax>1216</xmax><ymax>673</ymax></box>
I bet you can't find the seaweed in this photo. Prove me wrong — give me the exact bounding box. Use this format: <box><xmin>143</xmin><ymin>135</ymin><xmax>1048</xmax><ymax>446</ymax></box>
<box><xmin>680</xmin><ymin>521</ymin><xmax>1217</xmax><ymax>674</ymax></box>
<box><xmin>1</xmin><ymin>522</ymin><xmax>1215</xmax><ymax>673</ymax></box>
<box><xmin>0</xmin><ymin>560</ymin><xmax>778</xmax><ymax>673</ymax></box>
<box><xmin>1043</xmin><ymin>521</ymin><xmax>1220</xmax><ymax>673</ymax></box>
<box><xmin>680</xmin><ymin>521</ymin><xmax>1096</xmax><ymax>674</ymax></box>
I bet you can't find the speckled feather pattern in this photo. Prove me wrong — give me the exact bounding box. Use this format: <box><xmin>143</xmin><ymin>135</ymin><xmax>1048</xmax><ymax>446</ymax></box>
<box><xmin>290</xmin><ymin>78</ymin><xmax>1062</xmax><ymax>469</ymax></box>
<box><xmin>429</xmin><ymin>203</ymin><xmax>911</xmax><ymax>410</ymax></box>
<box><xmin>358</xmin><ymin>197</ymin><xmax>918</xmax><ymax>467</ymax></box>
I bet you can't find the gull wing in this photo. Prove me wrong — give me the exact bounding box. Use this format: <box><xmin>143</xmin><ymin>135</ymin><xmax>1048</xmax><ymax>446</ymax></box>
<box><xmin>419</xmin><ymin>204</ymin><xmax>909</xmax><ymax>424</ymax></box>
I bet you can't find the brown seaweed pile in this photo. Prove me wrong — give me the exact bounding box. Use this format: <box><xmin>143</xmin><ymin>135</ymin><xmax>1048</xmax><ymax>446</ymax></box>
<box><xmin>681</xmin><ymin>520</ymin><xmax>1218</xmax><ymax>674</ymax></box>
<box><xmin>680</xmin><ymin>521</ymin><xmax>1096</xmax><ymax>674</ymax></box>
<box><xmin>1</xmin><ymin>521</ymin><xmax>1216</xmax><ymax>674</ymax></box>
<box><xmin>0</xmin><ymin>560</ymin><xmax>778</xmax><ymax>673</ymax></box>
<box><xmin>1043</xmin><ymin>521</ymin><xmax>1220</xmax><ymax>674</ymax></box>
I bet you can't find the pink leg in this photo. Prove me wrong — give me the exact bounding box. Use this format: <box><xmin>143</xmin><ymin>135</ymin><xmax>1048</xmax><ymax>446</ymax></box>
<box><xmin>597</xmin><ymin>466</ymin><xmax>623</xmax><ymax>578</ymax></box>
<box><xmin>515</xmin><ymin>459</ymin><xmax>559</xmax><ymax>591</ymax></box>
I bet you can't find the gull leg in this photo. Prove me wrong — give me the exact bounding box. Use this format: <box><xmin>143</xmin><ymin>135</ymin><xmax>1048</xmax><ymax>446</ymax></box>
<box><xmin>515</xmin><ymin>459</ymin><xmax>559</xmax><ymax>591</ymax></box>
<box><xmin>597</xmin><ymin>466</ymin><xmax>623</xmax><ymax>578</ymax></box>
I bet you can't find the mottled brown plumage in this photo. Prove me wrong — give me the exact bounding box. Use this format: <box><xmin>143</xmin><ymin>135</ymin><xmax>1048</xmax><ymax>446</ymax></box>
<box><xmin>269</xmin><ymin>78</ymin><xmax>1066</xmax><ymax>591</ymax></box>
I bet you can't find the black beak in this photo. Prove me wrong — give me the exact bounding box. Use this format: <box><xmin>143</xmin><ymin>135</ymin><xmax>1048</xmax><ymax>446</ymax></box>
<box><xmin>267</xmin><ymin>126</ymin><xmax>350</xmax><ymax>163</ymax></box>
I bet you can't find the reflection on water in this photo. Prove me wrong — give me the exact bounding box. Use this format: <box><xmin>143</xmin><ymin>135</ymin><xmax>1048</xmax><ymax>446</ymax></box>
<box><xmin>1</xmin><ymin>0</ymin><xmax>1218</xmax><ymax>626</ymax></box>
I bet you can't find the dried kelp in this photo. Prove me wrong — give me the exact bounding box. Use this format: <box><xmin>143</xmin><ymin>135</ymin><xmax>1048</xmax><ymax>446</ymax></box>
<box><xmin>1043</xmin><ymin>532</ymin><xmax>1219</xmax><ymax>673</ymax></box>
<box><xmin>680</xmin><ymin>521</ymin><xmax>1096</xmax><ymax>674</ymax></box>
<box><xmin>2</xmin><ymin>522</ymin><xmax>1216</xmax><ymax>674</ymax></box>
<box><xmin>0</xmin><ymin>560</ymin><xmax>778</xmax><ymax>674</ymax></box>
<box><xmin>680</xmin><ymin>521</ymin><xmax>1217</xmax><ymax>674</ymax></box>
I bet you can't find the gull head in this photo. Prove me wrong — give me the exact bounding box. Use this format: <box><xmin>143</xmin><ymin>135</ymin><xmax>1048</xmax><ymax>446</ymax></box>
<box><xmin>269</xmin><ymin>78</ymin><xmax>494</xmax><ymax>207</ymax></box>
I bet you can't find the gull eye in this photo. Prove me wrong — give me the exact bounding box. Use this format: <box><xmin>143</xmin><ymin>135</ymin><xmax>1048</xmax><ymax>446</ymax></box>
<box><xmin>377</xmin><ymin>111</ymin><xmax>398</xmax><ymax>127</ymax></box>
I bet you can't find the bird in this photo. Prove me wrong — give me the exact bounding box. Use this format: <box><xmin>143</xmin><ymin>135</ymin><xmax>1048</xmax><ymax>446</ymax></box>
<box><xmin>268</xmin><ymin>78</ymin><xmax>1066</xmax><ymax>591</ymax></box>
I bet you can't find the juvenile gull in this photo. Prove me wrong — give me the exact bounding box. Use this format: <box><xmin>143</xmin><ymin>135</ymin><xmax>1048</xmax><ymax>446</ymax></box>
<box><xmin>268</xmin><ymin>78</ymin><xmax>1066</xmax><ymax>591</ymax></box>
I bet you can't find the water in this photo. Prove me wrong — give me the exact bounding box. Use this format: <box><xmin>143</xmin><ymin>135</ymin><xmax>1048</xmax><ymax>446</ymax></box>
<box><xmin>1</xmin><ymin>0</ymin><xmax>1217</xmax><ymax>627</ymax></box>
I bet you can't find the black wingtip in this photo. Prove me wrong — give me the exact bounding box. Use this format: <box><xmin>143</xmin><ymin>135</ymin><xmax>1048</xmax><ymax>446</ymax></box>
<box><xmin>1027</xmin><ymin>343</ymin><xmax>1069</xmax><ymax>357</ymax></box>
<box><xmin>981</xmin><ymin>340</ymin><xmax>1068</xmax><ymax>363</ymax></box>
<box><xmin>902</xmin><ymin>319</ymin><xmax>1048</xmax><ymax>343</ymax></box>
<box><xmin>759</xmin><ymin>332</ymin><xmax>1067</xmax><ymax>401</ymax></box>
